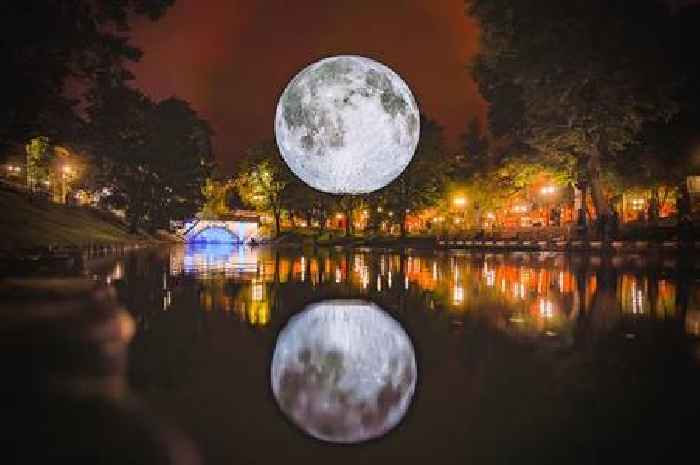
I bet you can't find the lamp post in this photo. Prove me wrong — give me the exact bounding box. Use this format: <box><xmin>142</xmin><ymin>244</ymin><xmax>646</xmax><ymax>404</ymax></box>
<box><xmin>453</xmin><ymin>195</ymin><xmax>466</xmax><ymax>231</ymax></box>
<box><xmin>540</xmin><ymin>185</ymin><xmax>556</xmax><ymax>227</ymax></box>
<box><xmin>62</xmin><ymin>165</ymin><xmax>72</xmax><ymax>204</ymax></box>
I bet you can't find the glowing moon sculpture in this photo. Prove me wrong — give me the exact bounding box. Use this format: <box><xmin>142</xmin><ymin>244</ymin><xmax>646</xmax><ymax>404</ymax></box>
<box><xmin>271</xmin><ymin>300</ymin><xmax>417</xmax><ymax>443</ymax></box>
<box><xmin>275</xmin><ymin>55</ymin><xmax>420</xmax><ymax>194</ymax></box>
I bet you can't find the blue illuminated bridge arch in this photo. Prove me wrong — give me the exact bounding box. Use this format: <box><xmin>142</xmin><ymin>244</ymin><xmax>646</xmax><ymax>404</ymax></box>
<box><xmin>180</xmin><ymin>219</ymin><xmax>260</xmax><ymax>244</ymax></box>
<box><xmin>190</xmin><ymin>227</ymin><xmax>239</xmax><ymax>244</ymax></box>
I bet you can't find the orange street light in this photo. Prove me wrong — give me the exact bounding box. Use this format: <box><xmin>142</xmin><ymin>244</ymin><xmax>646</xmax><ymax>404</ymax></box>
<box><xmin>540</xmin><ymin>186</ymin><xmax>556</xmax><ymax>226</ymax></box>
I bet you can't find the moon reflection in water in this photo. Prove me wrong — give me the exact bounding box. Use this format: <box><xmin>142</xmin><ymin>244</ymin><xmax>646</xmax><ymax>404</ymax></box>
<box><xmin>270</xmin><ymin>300</ymin><xmax>417</xmax><ymax>443</ymax></box>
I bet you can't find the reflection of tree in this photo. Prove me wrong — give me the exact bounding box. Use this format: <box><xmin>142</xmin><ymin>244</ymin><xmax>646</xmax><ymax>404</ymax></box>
<box><xmin>271</xmin><ymin>251</ymin><xmax>281</xmax><ymax>317</ymax></box>
<box><xmin>398</xmin><ymin>250</ymin><xmax>408</xmax><ymax>313</ymax></box>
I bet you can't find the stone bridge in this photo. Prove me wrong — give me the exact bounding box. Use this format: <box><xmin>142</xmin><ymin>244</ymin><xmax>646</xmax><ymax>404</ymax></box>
<box><xmin>180</xmin><ymin>218</ymin><xmax>259</xmax><ymax>244</ymax></box>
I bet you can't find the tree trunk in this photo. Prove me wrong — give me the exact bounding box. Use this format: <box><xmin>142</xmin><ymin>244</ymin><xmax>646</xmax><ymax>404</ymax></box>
<box><xmin>587</xmin><ymin>137</ymin><xmax>611</xmax><ymax>219</ymax></box>
<box><xmin>345</xmin><ymin>209</ymin><xmax>352</xmax><ymax>237</ymax></box>
<box><xmin>399</xmin><ymin>211</ymin><xmax>407</xmax><ymax>238</ymax></box>
<box><xmin>274</xmin><ymin>209</ymin><xmax>281</xmax><ymax>238</ymax></box>
<box><xmin>649</xmin><ymin>188</ymin><xmax>660</xmax><ymax>223</ymax></box>
<box><xmin>574</xmin><ymin>180</ymin><xmax>588</xmax><ymax>222</ymax></box>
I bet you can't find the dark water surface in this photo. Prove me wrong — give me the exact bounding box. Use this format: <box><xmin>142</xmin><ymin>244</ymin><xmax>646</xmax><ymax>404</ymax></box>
<box><xmin>85</xmin><ymin>244</ymin><xmax>700</xmax><ymax>464</ymax></box>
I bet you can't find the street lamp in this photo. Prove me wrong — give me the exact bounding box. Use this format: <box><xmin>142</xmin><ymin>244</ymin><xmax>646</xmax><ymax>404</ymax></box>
<box><xmin>540</xmin><ymin>185</ymin><xmax>556</xmax><ymax>226</ymax></box>
<box><xmin>453</xmin><ymin>195</ymin><xmax>467</xmax><ymax>231</ymax></box>
<box><xmin>61</xmin><ymin>165</ymin><xmax>72</xmax><ymax>204</ymax></box>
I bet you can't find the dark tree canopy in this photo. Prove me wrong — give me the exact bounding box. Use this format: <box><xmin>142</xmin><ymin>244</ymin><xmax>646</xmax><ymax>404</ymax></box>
<box><xmin>84</xmin><ymin>80</ymin><xmax>213</xmax><ymax>230</ymax></box>
<box><xmin>1</xmin><ymin>0</ymin><xmax>174</xmax><ymax>152</ymax></box>
<box><xmin>380</xmin><ymin>116</ymin><xmax>450</xmax><ymax>237</ymax></box>
<box><xmin>469</xmin><ymin>0</ymin><xmax>680</xmax><ymax>217</ymax></box>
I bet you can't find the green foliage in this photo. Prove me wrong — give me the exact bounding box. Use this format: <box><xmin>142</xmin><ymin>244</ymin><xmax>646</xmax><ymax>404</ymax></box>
<box><xmin>235</xmin><ymin>141</ymin><xmax>294</xmax><ymax>237</ymax></box>
<box><xmin>200</xmin><ymin>178</ymin><xmax>233</xmax><ymax>219</ymax></box>
<box><xmin>25</xmin><ymin>136</ymin><xmax>52</xmax><ymax>190</ymax></box>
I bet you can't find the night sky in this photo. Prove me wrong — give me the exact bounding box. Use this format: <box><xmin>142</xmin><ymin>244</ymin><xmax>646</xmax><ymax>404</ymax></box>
<box><xmin>129</xmin><ymin>0</ymin><xmax>485</xmax><ymax>172</ymax></box>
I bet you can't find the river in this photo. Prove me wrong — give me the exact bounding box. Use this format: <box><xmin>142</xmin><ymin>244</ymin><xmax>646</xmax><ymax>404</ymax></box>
<box><xmin>84</xmin><ymin>243</ymin><xmax>700</xmax><ymax>464</ymax></box>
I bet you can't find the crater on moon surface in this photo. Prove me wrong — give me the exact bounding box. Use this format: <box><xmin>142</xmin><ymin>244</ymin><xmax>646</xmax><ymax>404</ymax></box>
<box><xmin>275</xmin><ymin>55</ymin><xmax>420</xmax><ymax>194</ymax></box>
<box><xmin>270</xmin><ymin>300</ymin><xmax>417</xmax><ymax>443</ymax></box>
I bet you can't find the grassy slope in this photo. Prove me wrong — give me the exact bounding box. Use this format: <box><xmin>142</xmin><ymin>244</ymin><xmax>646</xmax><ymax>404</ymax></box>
<box><xmin>0</xmin><ymin>188</ymin><xmax>147</xmax><ymax>250</ymax></box>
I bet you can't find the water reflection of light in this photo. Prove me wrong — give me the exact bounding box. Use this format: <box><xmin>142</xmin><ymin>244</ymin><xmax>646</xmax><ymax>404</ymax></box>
<box><xmin>111</xmin><ymin>248</ymin><xmax>700</xmax><ymax>345</ymax></box>
<box><xmin>453</xmin><ymin>285</ymin><xmax>464</xmax><ymax>305</ymax></box>
<box><xmin>485</xmin><ymin>270</ymin><xmax>495</xmax><ymax>287</ymax></box>
<box><xmin>106</xmin><ymin>261</ymin><xmax>125</xmax><ymax>285</ymax></box>
<box><xmin>252</xmin><ymin>279</ymin><xmax>264</xmax><ymax>301</ymax></box>
<box><xmin>686</xmin><ymin>311</ymin><xmax>700</xmax><ymax>336</ymax></box>
<box><xmin>512</xmin><ymin>282</ymin><xmax>526</xmax><ymax>300</ymax></box>
<box><xmin>112</xmin><ymin>262</ymin><xmax>124</xmax><ymax>280</ymax></box>
<box><xmin>310</xmin><ymin>258</ymin><xmax>319</xmax><ymax>286</ymax></box>
<box><xmin>177</xmin><ymin>243</ymin><xmax>258</xmax><ymax>277</ymax></box>
<box><xmin>559</xmin><ymin>271</ymin><xmax>564</xmax><ymax>294</ymax></box>
<box><xmin>539</xmin><ymin>299</ymin><xmax>554</xmax><ymax>319</ymax></box>
<box><xmin>353</xmin><ymin>255</ymin><xmax>362</xmax><ymax>273</ymax></box>
<box><xmin>248</xmin><ymin>301</ymin><xmax>269</xmax><ymax>326</ymax></box>
<box><xmin>482</xmin><ymin>261</ymin><xmax>495</xmax><ymax>287</ymax></box>
<box><xmin>631</xmin><ymin>281</ymin><xmax>644</xmax><ymax>314</ymax></box>
<box><xmin>361</xmin><ymin>266</ymin><xmax>369</xmax><ymax>289</ymax></box>
<box><xmin>163</xmin><ymin>290</ymin><xmax>171</xmax><ymax>310</ymax></box>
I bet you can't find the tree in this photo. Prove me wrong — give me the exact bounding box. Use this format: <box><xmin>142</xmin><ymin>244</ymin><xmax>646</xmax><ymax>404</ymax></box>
<box><xmin>334</xmin><ymin>195</ymin><xmax>365</xmax><ymax>237</ymax></box>
<box><xmin>379</xmin><ymin>116</ymin><xmax>451</xmax><ymax>237</ymax></box>
<box><xmin>25</xmin><ymin>136</ymin><xmax>52</xmax><ymax>192</ymax></box>
<box><xmin>469</xmin><ymin>0</ymin><xmax>679</xmax><ymax>224</ymax></box>
<box><xmin>1</xmin><ymin>1</ymin><xmax>174</xmax><ymax>154</ymax></box>
<box><xmin>457</xmin><ymin>117</ymin><xmax>490</xmax><ymax>179</ymax></box>
<box><xmin>281</xmin><ymin>181</ymin><xmax>335</xmax><ymax>231</ymax></box>
<box><xmin>200</xmin><ymin>178</ymin><xmax>233</xmax><ymax>220</ymax></box>
<box><xmin>84</xmin><ymin>81</ymin><xmax>213</xmax><ymax>231</ymax></box>
<box><xmin>612</xmin><ymin>119</ymin><xmax>691</xmax><ymax>222</ymax></box>
<box><xmin>235</xmin><ymin>141</ymin><xmax>293</xmax><ymax>237</ymax></box>
<box><xmin>147</xmin><ymin>97</ymin><xmax>214</xmax><ymax>224</ymax></box>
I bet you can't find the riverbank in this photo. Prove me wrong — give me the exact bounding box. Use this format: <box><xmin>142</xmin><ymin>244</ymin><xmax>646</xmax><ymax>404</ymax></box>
<box><xmin>0</xmin><ymin>187</ymin><xmax>154</xmax><ymax>253</ymax></box>
<box><xmin>273</xmin><ymin>228</ymin><xmax>700</xmax><ymax>253</ymax></box>
<box><xmin>273</xmin><ymin>230</ymin><xmax>439</xmax><ymax>249</ymax></box>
